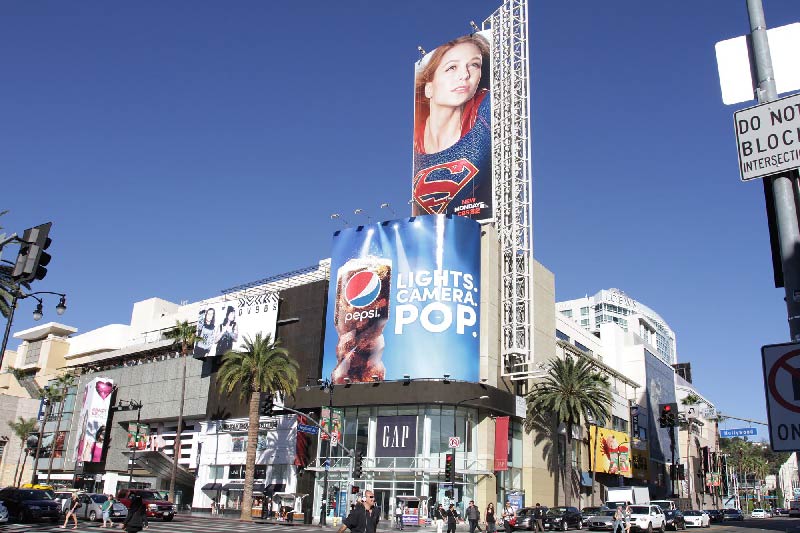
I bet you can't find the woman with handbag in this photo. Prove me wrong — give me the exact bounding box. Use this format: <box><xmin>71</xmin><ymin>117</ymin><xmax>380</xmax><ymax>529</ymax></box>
<box><xmin>60</xmin><ymin>494</ymin><xmax>80</xmax><ymax>529</ymax></box>
<box><xmin>485</xmin><ymin>503</ymin><xmax>496</xmax><ymax>533</ymax></box>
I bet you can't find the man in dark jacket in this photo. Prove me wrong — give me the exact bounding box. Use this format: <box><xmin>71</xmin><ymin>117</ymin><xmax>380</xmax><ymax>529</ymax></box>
<box><xmin>446</xmin><ymin>504</ymin><xmax>459</xmax><ymax>533</ymax></box>
<box><xmin>467</xmin><ymin>500</ymin><xmax>481</xmax><ymax>533</ymax></box>
<box><xmin>337</xmin><ymin>490</ymin><xmax>380</xmax><ymax>533</ymax></box>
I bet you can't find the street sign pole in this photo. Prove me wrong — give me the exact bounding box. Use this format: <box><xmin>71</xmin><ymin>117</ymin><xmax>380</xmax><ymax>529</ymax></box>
<box><xmin>747</xmin><ymin>0</ymin><xmax>800</xmax><ymax>341</ymax></box>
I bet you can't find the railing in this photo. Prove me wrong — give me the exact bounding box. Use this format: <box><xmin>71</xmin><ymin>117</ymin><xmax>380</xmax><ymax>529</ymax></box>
<box><xmin>305</xmin><ymin>455</ymin><xmax>494</xmax><ymax>475</ymax></box>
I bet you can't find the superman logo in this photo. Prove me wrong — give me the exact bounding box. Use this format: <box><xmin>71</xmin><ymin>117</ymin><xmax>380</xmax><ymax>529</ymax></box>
<box><xmin>413</xmin><ymin>159</ymin><xmax>479</xmax><ymax>214</ymax></box>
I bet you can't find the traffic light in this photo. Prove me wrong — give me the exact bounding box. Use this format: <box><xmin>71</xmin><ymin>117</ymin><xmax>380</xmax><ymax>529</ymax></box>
<box><xmin>12</xmin><ymin>222</ymin><xmax>52</xmax><ymax>283</ymax></box>
<box><xmin>259</xmin><ymin>394</ymin><xmax>274</xmax><ymax>416</ymax></box>
<box><xmin>353</xmin><ymin>451</ymin><xmax>364</xmax><ymax>478</ymax></box>
<box><xmin>677</xmin><ymin>464</ymin><xmax>685</xmax><ymax>480</ymax></box>
<box><xmin>659</xmin><ymin>402</ymin><xmax>678</xmax><ymax>427</ymax></box>
<box><xmin>351</xmin><ymin>485</ymin><xmax>360</xmax><ymax>494</ymax></box>
<box><xmin>445</xmin><ymin>452</ymin><xmax>454</xmax><ymax>483</ymax></box>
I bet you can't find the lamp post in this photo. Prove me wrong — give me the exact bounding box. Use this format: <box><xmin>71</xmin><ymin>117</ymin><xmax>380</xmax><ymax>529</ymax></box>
<box><xmin>0</xmin><ymin>290</ymin><xmax>67</xmax><ymax>369</ymax></box>
<box><xmin>452</xmin><ymin>396</ymin><xmax>488</xmax><ymax>488</ymax></box>
<box><xmin>113</xmin><ymin>399</ymin><xmax>143</xmax><ymax>486</ymax></box>
<box><xmin>317</xmin><ymin>378</ymin><xmax>335</xmax><ymax>526</ymax></box>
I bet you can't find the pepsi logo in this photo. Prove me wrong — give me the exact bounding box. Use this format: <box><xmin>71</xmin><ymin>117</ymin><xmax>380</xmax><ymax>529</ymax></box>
<box><xmin>345</xmin><ymin>271</ymin><xmax>381</xmax><ymax>307</ymax></box>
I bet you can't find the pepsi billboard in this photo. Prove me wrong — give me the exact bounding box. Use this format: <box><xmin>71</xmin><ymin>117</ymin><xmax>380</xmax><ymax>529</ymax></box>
<box><xmin>322</xmin><ymin>214</ymin><xmax>481</xmax><ymax>384</ymax></box>
<box><xmin>412</xmin><ymin>31</ymin><xmax>493</xmax><ymax>221</ymax></box>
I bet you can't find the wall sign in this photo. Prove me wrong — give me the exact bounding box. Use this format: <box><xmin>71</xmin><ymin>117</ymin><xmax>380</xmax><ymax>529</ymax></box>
<box><xmin>375</xmin><ymin>415</ymin><xmax>417</xmax><ymax>457</ymax></box>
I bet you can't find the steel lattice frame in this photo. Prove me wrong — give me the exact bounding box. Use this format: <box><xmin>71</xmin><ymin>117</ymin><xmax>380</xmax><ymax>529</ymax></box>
<box><xmin>485</xmin><ymin>0</ymin><xmax>534</xmax><ymax>379</ymax></box>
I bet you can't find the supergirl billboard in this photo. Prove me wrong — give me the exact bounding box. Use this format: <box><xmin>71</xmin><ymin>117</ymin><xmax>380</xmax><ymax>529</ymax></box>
<box><xmin>412</xmin><ymin>30</ymin><xmax>493</xmax><ymax>221</ymax></box>
<box><xmin>322</xmin><ymin>214</ymin><xmax>481</xmax><ymax>384</ymax></box>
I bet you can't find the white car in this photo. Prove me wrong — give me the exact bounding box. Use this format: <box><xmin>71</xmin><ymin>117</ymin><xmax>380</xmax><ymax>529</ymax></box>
<box><xmin>751</xmin><ymin>509</ymin><xmax>768</xmax><ymax>519</ymax></box>
<box><xmin>682</xmin><ymin>510</ymin><xmax>710</xmax><ymax>528</ymax></box>
<box><xmin>629</xmin><ymin>505</ymin><xmax>666</xmax><ymax>533</ymax></box>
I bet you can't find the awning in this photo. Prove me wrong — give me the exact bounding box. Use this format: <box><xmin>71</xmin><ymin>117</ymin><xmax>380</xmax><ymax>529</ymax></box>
<box><xmin>224</xmin><ymin>483</ymin><xmax>244</xmax><ymax>490</ymax></box>
<box><xmin>253</xmin><ymin>483</ymin><xmax>265</xmax><ymax>493</ymax></box>
<box><xmin>264</xmin><ymin>483</ymin><xmax>286</xmax><ymax>497</ymax></box>
<box><xmin>580</xmin><ymin>472</ymin><xmax>593</xmax><ymax>487</ymax></box>
<box><xmin>202</xmin><ymin>483</ymin><xmax>223</xmax><ymax>491</ymax></box>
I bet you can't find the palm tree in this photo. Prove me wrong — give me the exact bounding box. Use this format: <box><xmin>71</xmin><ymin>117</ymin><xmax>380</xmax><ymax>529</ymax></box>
<box><xmin>163</xmin><ymin>320</ymin><xmax>200</xmax><ymax>504</ymax></box>
<box><xmin>45</xmin><ymin>372</ymin><xmax>76</xmax><ymax>482</ymax></box>
<box><xmin>525</xmin><ymin>356</ymin><xmax>611</xmax><ymax>506</ymax></box>
<box><xmin>8</xmin><ymin>417</ymin><xmax>38</xmax><ymax>486</ymax></box>
<box><xmin>216</xmin><ymin>333</ymin><xmax>299</xmax><ymax>521</ymax></box>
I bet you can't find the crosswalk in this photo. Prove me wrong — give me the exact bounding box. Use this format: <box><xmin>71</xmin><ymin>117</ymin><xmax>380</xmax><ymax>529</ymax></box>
<box><xmin>0</xmin><ymin>516</ymin><xmax>318</xmax><ymax>533</ymax></box>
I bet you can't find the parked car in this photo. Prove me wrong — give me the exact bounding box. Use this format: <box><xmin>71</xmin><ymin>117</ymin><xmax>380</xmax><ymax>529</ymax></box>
<box><xmin>582</xmin><ymin>508</ymin><xmax>604</xmax><ymax>528</ymax></box>
<box><xmin>54</xmin><ymin>489</ymin><xmax>82</xmax><ymax>514</ymax></box>
<box><xmin>703</xmin><ymin>510</ymin><xmax>722</xmax><ymax>523</ymax></box>
<box><xmin>683</xmin><ymin>510</ymin><xmax>710</xmax><ymax>528</ymax></box>
<box><xmin>628</xmin><ymin>505</ymin><xmax>666</xmax><ymax>533</ymax></box>
<box><xmin>722</xmin><ymin>509</ymin><xmax>744</xmax><ymax>521</ymax></box>
<box><xmin>545</xmin><ymin>506</ymin><xmax>583</xmax><ymax>531</ymax></box>
<box><xmin>775</xmin><ymin>508</ymin><xmax>788</xmax><ymax>516</ymax></box>
<box><xmin>0</xmin><ymin>488</ymin><xmax>61</xmax><ymax>523</ymax></box>
<box><xmin>76</xmin><ymin>493</ymin><xmax>128</xmax><ymax>522</ymax></box>
<box><xmin>0</xmin><ymin>501</ymin><xmax>9</xmax><ymax>524</ymax></box>
<box><xmin>116</xmin><ymin>488</ymin><xmax>176</xmax><ymax>522</ymax></box>
<box><xmin>664</xmin><ymin>509</ymin><xmax>686</xmax><ymax>531</ymax></box>
<box><xmin>512</xmin><ymin>507</ymin><xmax>535</xmax><ymax>530</ymax></box>
<box><xmin>587</xmin><ymin>510</ymin><xmax>617</xmax><ymax>530</ymax></box>
<box><xmin>751</xmin><ymin>508</ymin><xmax>769</xmax><ymax>519</ymax></box>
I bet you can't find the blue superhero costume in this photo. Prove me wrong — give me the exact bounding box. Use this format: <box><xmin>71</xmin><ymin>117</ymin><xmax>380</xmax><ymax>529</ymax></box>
<box><xmin>412</xmin><ymin>89</ymin><xmax>492</xmax><ymax>220</ymax></box>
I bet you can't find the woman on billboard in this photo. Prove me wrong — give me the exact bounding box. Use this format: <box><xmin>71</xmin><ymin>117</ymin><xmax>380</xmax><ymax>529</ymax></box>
<box><xmin>413</xmin><ymin>32</ymin><xmax>492</xmax><ymax>220</ymax></box>
<box><xmin>193</xmin><ymin>307</ymin><xmax>216</xmax><ymax>358</ymax></box>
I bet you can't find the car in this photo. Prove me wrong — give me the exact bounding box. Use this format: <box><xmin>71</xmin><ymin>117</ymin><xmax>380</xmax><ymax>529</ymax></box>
<box><xmin>664</xmin><ymin>509</ymin><xmax>686</xmax><ymax>531</ymax></box>
<box><xmin>628</xmin><ymin>505</ymin><xmax>666</xmax><ymax>533</ymax></box>
<box><xmin>775</xmin><ymin>508</ymin><xmax>789</xmax><ymax>516</ymax></box>
<box><xmin>76</xmin><ymin>493</ymin><xmax>128</xmax><ymax>522</ymax></box>
<box><xmin>721</xmin><ymin>509</ymin><xmax>744</xmax><ymax>521</ymax></box>
<box><xmin>0</xmin><ymin>501</ymin><xmax>9</xmax><ymax>524</ymax></box>
<box><xmin>544</xmin><ymin>506</ymin><xmax>583</xmax><ymax>531</ymax></box>
<box><xmin>703</xmin><ymin>510</ymin><xmax>722</xmax><ymax>523</ymax></box>
<box><xmin>54</xmin><ymin>489</ymin><xmax>83</xmax><ymax>514</ymax></box>
<box><xmin>587</xmin><ymin>510</ymin><xmax>617</xmax><ymax>530</ymax></box>
<box><xmin>512</xmin><ymin>507</ymin><xmax>535</xmax><ymax>530</ymax></box>
<box><xmin>682</xmin><ymin>510</ymin><xmax>710</xmax><ymax>528</ymax></box>
<box><xmin>116</xmin><ymin>488</ymin><xmax>176</xmax><ymax>521</ymax></box>
<box><xmin>582</xmin><ymin>508</ymin><xmax>604</xmax><ymax>528</ymax></box>
<box><xmin>751</xmin><ymin>508</ymin><xmax>768</xmax><ymax>519</ymax></box>
<box><xmin>0</xmin><ymin>488</ymin><xmax>61</xmax><ymax>523</ymax></box>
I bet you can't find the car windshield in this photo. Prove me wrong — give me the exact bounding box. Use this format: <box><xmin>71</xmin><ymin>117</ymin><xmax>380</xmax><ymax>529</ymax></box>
<box><xmin>91</xmin><ymin>494</ymin><xmax>107</xmax><ymax>503</ymax></box>
<box><xmin>630</xmin><ymin>506</ymin><xmax>650</xmax><ymax>515</ymax></box>
<box><xmin>601</xmin><ymin>511</ymin><xmax>616</xmax><ymax>517</ymax></box>
<box><xmin>583</xmin><ymin>508</ymin><xmax>601</xmax><ymax>513</ymax></box>
<box><xmin>684</xmin><ymin>511</ymin><xmax>702</xmax><ymax>516</ymax></box>
<box><xmin>723</xmin><ymin>509</ymin><xmax>738</xmax><ymax>514</ymax></box>
<box><xmin>134</xmin><ymin>491</ymin><xmax>159</xmax><ymax>500</ymax></box>
<box><xmin>548</xmin><ymin>507</ymin><xmax>568</xmax><ymax>515</ymax></box>
<box><xmin>19</xmin><ymin>490</ymin><xmax>54</xmax><ymax>501</ymax></box>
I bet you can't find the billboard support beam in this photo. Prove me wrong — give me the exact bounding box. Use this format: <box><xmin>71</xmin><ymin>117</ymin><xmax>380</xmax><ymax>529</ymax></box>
<box><xmin>746</xmin><ymin>0</ymin><xmax>800</xmax><ymax>341</ymax></box>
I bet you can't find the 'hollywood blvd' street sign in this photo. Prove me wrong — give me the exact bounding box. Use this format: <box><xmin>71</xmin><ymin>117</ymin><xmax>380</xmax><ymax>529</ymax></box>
<box><xmin>720</xmin><ymin>428</ymin><xmax>757</xmax><ymax>438</ymax></box>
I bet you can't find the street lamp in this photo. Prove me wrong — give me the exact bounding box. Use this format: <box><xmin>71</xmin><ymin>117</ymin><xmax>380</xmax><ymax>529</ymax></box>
<box><xmin>113</xmin><ymin>399</ymin><xmax>143</xmax><ymax>486</ymax></box>
<box><xmin>0</xmin><ymin>290</ymin><xmax>68</xmax><ymax>369</ymax></box>
<box><xmin>452</xmin><ymin>396</ymin><xmax>488</xmax><ymax>482</ymax></box>
<box><xmin>316</xmin><ymin>378</ymin><xmax>336</xmax><ymax>526</ymax></box>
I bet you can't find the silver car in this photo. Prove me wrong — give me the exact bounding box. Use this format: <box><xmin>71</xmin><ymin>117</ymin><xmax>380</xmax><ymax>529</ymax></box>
<box><xmin>588</xmin><ymin>510</ymin><xmax>617</xmax><ymax>530</ymax></box>
<box><xmin>75</xmin><ymin>493</ymin><xmax>128</xmax><ymax>522</ymax></box>
<box><xmin>0</xmin><ymin>500</ymin><xmax>9</xmax><ymax>523</ymax></box>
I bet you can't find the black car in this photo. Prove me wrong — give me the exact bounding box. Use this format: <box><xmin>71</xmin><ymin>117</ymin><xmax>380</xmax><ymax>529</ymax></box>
<box><xmin>664</xmin><ymin>510</ymin><xmax>685</xmax><ymax>531</ymax></box>
<box><xmin>722</xmin><ymin>509</ymin><xmax>744</xmax><ymax>521</ymax></box>
<box><xmin>0</xmin><ymin>488</ymin><xmax>61</xmax><ymax>523</ymax></box>
<box><xmin>545</xmin><ymin>507</ymin><xmax>583</xmax><ymax>531</ymax></box>
<box><xmin>703</xmin><ymin>510</ymin><xmax>722</xmax><ymax>523</ymax></box>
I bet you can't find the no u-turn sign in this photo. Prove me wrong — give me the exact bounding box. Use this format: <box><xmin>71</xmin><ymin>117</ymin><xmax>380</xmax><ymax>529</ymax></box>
<box><xmin>762</xmin><ymin>342</ymin><xmax>800</xmax><ymax>451</ymax></box>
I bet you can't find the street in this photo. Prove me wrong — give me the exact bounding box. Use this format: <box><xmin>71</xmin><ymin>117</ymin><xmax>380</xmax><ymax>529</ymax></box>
<box><xmin>3</xmin><ymin>517</ymin><xmax>800</xmax><ymax>533</ymax></box>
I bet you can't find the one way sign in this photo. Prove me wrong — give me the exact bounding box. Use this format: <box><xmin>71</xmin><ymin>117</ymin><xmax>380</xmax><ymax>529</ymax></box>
<box><xmin>762</xmin><ymin>342</ymin><xmax>800</xmax><ymax>451</ymax></box>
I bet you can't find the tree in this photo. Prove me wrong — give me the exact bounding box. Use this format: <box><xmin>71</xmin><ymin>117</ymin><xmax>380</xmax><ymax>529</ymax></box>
<box><xmin>525</xmin><ymin>356</ymin><xmax>611</xmax><ymax>506</ymax></box>
<box><xmin>8</xmin><ymin>417</ymin><xmax>37</xmax><ymax>486</ymax></box>
<box><xmin>45</xmin><ymin>372</ymin><xmax>76</xmax><ymax>482</ymax></box>
<box><xmin>216</xmin><ymin>333</ymin><xmax>299</xmax><ymax>521</ymax></box>
<box><xmin>163</xmin><ymin>320</ymin><xmax>199</xmax><ymax>504</ymax></box>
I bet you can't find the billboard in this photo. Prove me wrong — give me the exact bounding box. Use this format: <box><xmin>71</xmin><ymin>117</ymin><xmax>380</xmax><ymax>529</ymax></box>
<box><xmin>193</xmin><ymin>291</ymin><xmax>280</xmax><ymax>358</ymax></box>
<box><xmin>322</xmin><ymin>214</ymin><xmax>481</xmax><ymax>383</ymax></box>
<box><xmin>589</xmin><ymin>426</ymin><xmax>632</xmax><ymax>478</ymax></box>
<box><xmin>412</xmin><ymin>31</ymin><xmax>493</xmax><ymax>221</ymax></box>
<box><xmin>74</xmin><ymin>377</ymin><xmax>114</xmax><ymax>463</ymax></box>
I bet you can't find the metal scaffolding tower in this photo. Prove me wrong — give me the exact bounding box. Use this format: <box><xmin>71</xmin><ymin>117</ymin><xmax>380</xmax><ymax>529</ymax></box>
<box><xmin>486</xmin><ymin>0</ymin><xmax>534</xmax><ymax>379</ymax></box>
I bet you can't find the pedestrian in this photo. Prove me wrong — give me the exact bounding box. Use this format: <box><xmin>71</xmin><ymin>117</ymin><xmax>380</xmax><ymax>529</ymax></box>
<box><xmin>446</xmin><ymin>504</ymin><xmax>459</xmax><ymax>533</ymax></box>
<box><xmin>123</xmin><ymin>494</ymin><xmax>147</xmax><ymax>533</ymax></box>
<box><xmin>467</xmin><ymin>500</ymin><xmax>481</xmax><ymax>533</ymax></box>
<box><xmin>485</xmin><ymin>503</ymin><xmax>496</xmax><ymax>533</ymax></box>
<box><xmin>211</xmin><ymin>497</ymin><xmax>218</xmax><ymax>516</ymax></box>
<box><xmin>533</xmin><ymin>503</ymin><xmax>545</xmax><ymax>532</ymax></box>
<box><xmin>60</xmin><ymin>494</ymin><xmax>80</xmax><ymax>529</ymax></box>
<box><xmin>612</xmin><ymin>505</ymin><xmax>624</xmax><ymax>533</ymax></box>
<box><xmin>101</xmin><ymin>494</ymin><xmax>114</xmax><ymax>528</ymax></box>
<box><xmin>624</xmin><ymin>502</ymin><xmax>632</xmax><ymax>533</ymax></box>
<box><xmin>396</xmin><ymin>502</ymin><xmax>405</xmax><ymax>530</ymax></box>
<box><xmin>336</xmin><ymin>489</ymin><xmax>381</xmax><ymax>533</ymax></box>
<box><xmin>502</xmin><ymin>502</ymin><xmax>514</xmax><ymax>533</ymax></box>
<box><xmin>434</xmin><ymin>503</ymin><xmax>446</xmax><ymax>533</ymax></box>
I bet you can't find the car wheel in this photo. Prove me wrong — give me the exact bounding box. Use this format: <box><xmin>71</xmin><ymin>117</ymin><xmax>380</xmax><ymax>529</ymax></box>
<box><xmin>89</xmin><ymin>510</ymin><xmax>97</xmax><ymax>521</ymax></box>
<box><xmin>562</xmin><ymin>522</ymin><xmax>568</xmax><ymax>531</ymax></box>
<box><xmin>163</xmin><ymin>515</ymin><xmax>174</xmax><ymax>522</ymax></box>
<box><xmin>646</xmin><ymin>523</ymin><xmax>653</xmax><ymax>533</ymax></box>
<box><xmin>577</xmin><ymin>520</ymin><xmax>583</xmax><ymax>530</ymax></box>
<box><xmin>659</xmin><ymin>523</ymin><xmax>665</xmax><ymax>533</ymax></box>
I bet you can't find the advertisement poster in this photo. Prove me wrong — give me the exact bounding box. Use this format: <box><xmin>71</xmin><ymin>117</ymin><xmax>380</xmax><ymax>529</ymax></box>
<box><xmin>320</xmin><ymin>407</ymin><xmax>343</xmax><ymax>443</ymax></box>
<box><xmin>412</xmin><ymin>31</ymin><xmax>493</xmax><ymax>221</ymax></box>
<box><xmin>590</xmin><ymin>426</ymin><xmax>632</xmax><ymax>478</ymax></box>
<box><xmin>127</xmin><ymin>422</ymin><xmax>150</xmax><ymax>450</ymax></box>
<box><xmin>630</xmin><ymin>448</ymin><xmax>650</xmax><ymax>480</ymax></box>
<box><xmin>321</xmin><ymin>214</ymin><xmax>481</xmax><ymax>383</ymax></box>
<box><xmin>193</xmin><ymin>291</ymin><xmax>279</xmax><ymax>358</ymax></box>
<box><xmin>74</xmin><ymin>377</ymin><xmax>114</xmax><ymax>463</ymax></box>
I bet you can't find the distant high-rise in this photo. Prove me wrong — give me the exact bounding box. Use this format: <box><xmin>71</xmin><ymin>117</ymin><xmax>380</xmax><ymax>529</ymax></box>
<box><xmin>557</xmin><ymin>288</ymin><xmax>677</xmax><ymax>365</ymax></box>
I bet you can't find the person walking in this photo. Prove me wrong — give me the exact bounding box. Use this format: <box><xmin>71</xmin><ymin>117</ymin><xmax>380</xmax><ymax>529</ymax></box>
<box><xmin>434</xmin><ymin>503</ymin><xmax>446</xmax><ymax>533</ymax></box>
<box><xmin>211</xmin><ymin>498</ymin><xmax>218</xmax><ymax>516</ymax></box>
<box><xmin>485</xmin><ymin>503</ymin><xmax>496</xmax><ymax>533</ymax></box>
<box><xmin>123</xmin><ymin>494</ymin><xmax>147</xmax><ymax>533</ymax></box>
<box><xmin>336</xmin><ymin>489</ymin><xmax>381</xmax><ymax>533</ymax></box>
<box><xmin>396</xmin><ymin>502</ymin><xmax>404</xmax><ymax>530</ymax></box>
<box><xmin>612</xmin><ymin>505</ymin><xmax>624</xmax><ymax>533</ymax></box>
<box><xmin>446</xmin><ymin>504</ymin><xmax>459</xmax><ymax>533</ymax></box>
<box><xmin>101</xmin><ymin>494</ymin><xmax>114</xmax><ymax>528</ymax></box>
<box><xmin>502</xmin><ymin>502</ymin><xmax>515</xmax><ymax>533</ymax></box>
<box><xmin>624</xmin><ymin>502</ymin><xmax>632</xmax><ymax>533</ymax></box>
<box><xmin>533</xmin><ymin>503</ymin><xmax>545</xmax><ymax>533</ymax></box>
<box><xmin>60</xmin><ymin>494</ymin><xmax>80</xmax><ymax>529</ymax></box>
<box><xmin>467</xmin><ymin>500</ymin><xmax>481</xmax><ymax>533</ymax></box>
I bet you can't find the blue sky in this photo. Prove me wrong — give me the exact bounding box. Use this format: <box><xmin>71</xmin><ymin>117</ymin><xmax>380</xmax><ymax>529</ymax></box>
<box><xmin>2</xmin><ymin>1</ymin><xmax>797</xmax><ymax>428</ymax></box>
